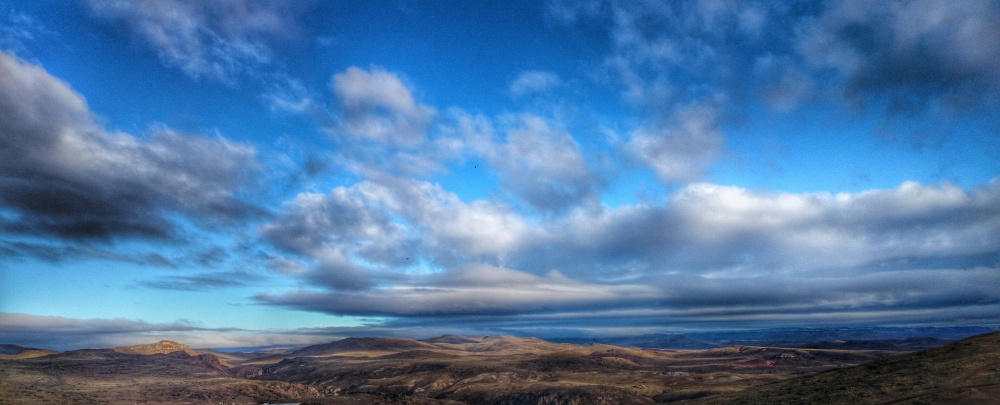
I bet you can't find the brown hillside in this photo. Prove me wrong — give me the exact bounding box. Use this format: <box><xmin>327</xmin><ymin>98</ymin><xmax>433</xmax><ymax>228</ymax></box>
<box><xmin>291</xmin><ymin>337</ymin><xmax>436</xmax><ymax>357</ymax></box>
<box><xmin>690</xmin><ymin>331</ymin><xmax>1000</xmax><ymax>405</ymax></box>
<box><xmin>0</xmin><ymin>344</ymin><xmax>59</xmax><ymax>360</ymax></box>
<box><xmin>112</xmin><ymin>340</ymin><xmax>199</xmax><ymax>356</ymax></box>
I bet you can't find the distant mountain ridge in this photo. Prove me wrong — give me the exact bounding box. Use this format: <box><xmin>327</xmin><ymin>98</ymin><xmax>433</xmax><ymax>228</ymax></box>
<box><xmin>547</xmin><ymin>326</ymin><xmax>999</xmax><ymax>350</ymax></box>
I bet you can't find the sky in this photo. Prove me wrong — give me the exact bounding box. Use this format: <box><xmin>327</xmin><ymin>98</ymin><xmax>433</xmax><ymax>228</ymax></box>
<box><xmin>0</xmin><ymin>0</ymin><xmax>998</xmax><ymax>350</ymax></box>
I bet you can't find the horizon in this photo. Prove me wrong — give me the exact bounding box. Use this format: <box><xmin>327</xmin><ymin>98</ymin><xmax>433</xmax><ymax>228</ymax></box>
<box><xmin>1</xmin><ymin>1</ymin><xmax>999</xmax><ymax>351</ymax></box>
<box><xmin>7</xmin><ymin>324</ymin><xmax>1000</xmax><ymax>352</ymax></box>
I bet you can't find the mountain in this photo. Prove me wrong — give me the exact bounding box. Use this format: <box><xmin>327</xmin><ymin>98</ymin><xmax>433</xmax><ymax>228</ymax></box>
<box><xmin>690</xmin><ymin>331</ymin><xmax>1000</xmax><ymax>404</ymax></box>
<box><xmin>112</xmin><ymin>339</ymin><xmax>199</xmax><ymax>356</ymax></box>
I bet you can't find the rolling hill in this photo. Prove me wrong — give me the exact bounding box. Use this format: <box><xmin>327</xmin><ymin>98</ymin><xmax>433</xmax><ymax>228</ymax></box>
<box><xmin>690</xmin><ymin>331</ymin><xmax>1000</xmax><ymax>404</ymax></box>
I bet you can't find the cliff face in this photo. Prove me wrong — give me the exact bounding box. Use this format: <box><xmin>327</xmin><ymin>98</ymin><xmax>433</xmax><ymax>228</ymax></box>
<box><xmin>113</xmin><ymin>340</ymin><xmax>199</xmax><ymax>356</ymax></box>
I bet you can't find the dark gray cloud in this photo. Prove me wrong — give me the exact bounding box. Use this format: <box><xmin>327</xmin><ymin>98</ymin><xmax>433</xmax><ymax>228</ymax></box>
<box><xmin>0</xmin><ymin>240</ymin><xmax>175</xmax><ymax>268</ymax></box>
<box><xmin>798</xmin><ymin>0</ymin><xmax>1000</xmax><ymax>113</ymax></box>
<box><xmin>0</xmin><ymin>51</ymin><xmax>261</xmax><ymax>243</ymax></box>
<box><xmin>137</xmin><ymin>270</ymin><xmax>265</xmax><ymax>291</ymax></box>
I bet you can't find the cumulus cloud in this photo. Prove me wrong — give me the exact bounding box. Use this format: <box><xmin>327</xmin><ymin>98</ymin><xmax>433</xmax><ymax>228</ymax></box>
<box><xmin>626</xmin><ymin>102</ymin><xmax>724</xmax><ymax>183</ymax></box>
<box><xmin>483</xmin><ymin>115</ymin><xmax>601</xmax><ymax>212</ymax></box>
<box><xmin>87</xmin><ymin>0</ymin><xmax>306</xmax><ymax>83</ymax></box>
<box><xmin>0</xmin><ymin>51</ymin><xmax>260</xmax><ymax>242</ymax></box>
<box><xmin>261</xmin><ymin>176</ymin><xmax>534</xmax><ymax>287</ymax></box>
<box><xmin>509</xmin><ymin>70</ymin><xmax>561</xmax><ymax>97</ymax></box>
<box><xmin>331</xmin><ymin>66</ymin><xmax>437</xmax><ymax>147</ymax></box>
<box><xmin>798</xmin><ymin>0</ymin><xmax>1000</xmax><ymax>113</ymax></box>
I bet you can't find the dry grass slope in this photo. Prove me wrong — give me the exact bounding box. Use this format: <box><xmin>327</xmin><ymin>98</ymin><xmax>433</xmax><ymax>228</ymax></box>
<box><xmin>689</xmin><ymin>331</ymin><xmax>1000</xmax><ymax>405</ymax></box>
<box><xmin>2</xmin><ymin>333</ymin><xmax>993</xmax><ymax>404</ymax></box>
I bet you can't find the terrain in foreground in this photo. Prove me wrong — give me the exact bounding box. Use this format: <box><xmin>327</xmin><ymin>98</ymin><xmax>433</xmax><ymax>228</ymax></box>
<box><xmin>0</xmin><ymin>332</ymin><xmax>997</xmax><ymax>404</ymax></box>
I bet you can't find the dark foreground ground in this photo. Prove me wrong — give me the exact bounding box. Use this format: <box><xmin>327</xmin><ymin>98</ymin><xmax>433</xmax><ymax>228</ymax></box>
<box><xmin>0</xmin><ymin>332</ymin><xmax>998</xmax><ymax>404</ymax></box>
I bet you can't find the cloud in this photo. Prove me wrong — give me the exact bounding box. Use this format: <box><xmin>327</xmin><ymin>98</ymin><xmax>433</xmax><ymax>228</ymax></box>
<box><xmin>257</xmin><ymin>177</ymin><xmax>1000</xmax><ymax>329</ymax></box>
<box><xmin>797</xmin><ymin>0</ymin><xmax>1000</xmax><ymax>113</ymax></box>
<box><xmin>0</xmin><ymin>7</ymin><xmax>53</xmax><ymax>55</ymax></box>
<box><xmin>527</xmin><ymin>179</ymin><xmax>1000</xmax><ymax>278</ymax></box>
<box><xmin>0</xmin><ymin>240</ymin><xmax>175</xmax><ymax>267</ymax></box>
<box><xmin>86</xmin><ymin>0</ymin><xmax>306</xmax><ymax>84</ymax></box>
<box><xmin>0</xmin><ymin>312</ymin><xmax>336</xmax><ymax>351</ymax></box>
<box><xmin>331</xmin><ymin>66</ymin><xmax>437</xmax><ymax>147</ymax></box>
<box><xmin>753</xmin><ymin>55</ymin><xmax>816</xmax><ymax>111</ymax></box>
<box><xmin>256</xmin><ymin>264</ymin><xmax>654</xmax><ymax>317</ymax></box>
<box><xmin>137</xmin><ymin>270</ymin><xmax>266</xmax><ymax>291</ymax></box>
<box><xmin>484</xmin><ymin>115</ymin><xmax>601</xmax><ymax>212</ymax></box>
<box><xmin>261</xmin><ymin>176</ymin><xmax>534</xmax><ymax>288</ymax></box>
<box><xmin>509</xmin><ymin>70</ymin><xmax>561</xmax><ymax>97</ymax></box>
<box><xmin>589</xmin><ymin>0</ymin><xmax>789</xmax><ymax>108</ymax></box>
<box><xmin>0</xmin><ymin>51</ymin><xmax>260</xmax><ymax>242</ymax></box>
<box><xmin>626</xmin><ymin>101</ymin><xmax>724</xmax><ymax>183</ymax></box>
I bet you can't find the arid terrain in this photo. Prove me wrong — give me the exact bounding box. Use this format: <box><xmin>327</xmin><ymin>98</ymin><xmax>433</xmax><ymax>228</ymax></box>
<box><xmin>0</xmin><ymin>332</ymin><xmax>997</xmax><ymax>404</ymax></box>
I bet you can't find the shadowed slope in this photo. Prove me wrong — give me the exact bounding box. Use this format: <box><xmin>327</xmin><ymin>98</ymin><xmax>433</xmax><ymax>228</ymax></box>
<box><xmin>0</xmin><ymin>344</ymin><xmax>58</xmax><ymax>360</ymax></box>
<box><xmin>691</xmin><ymin>331</ymin><xmax>1000</xmax><ymax>405</ymax></box>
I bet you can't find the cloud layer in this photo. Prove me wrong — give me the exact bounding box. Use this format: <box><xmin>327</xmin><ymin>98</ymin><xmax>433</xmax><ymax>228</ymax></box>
<box><xmin>258</xmin><ymin>174</ymin><xmax>1000</xmax><ymax>328</ymax></box>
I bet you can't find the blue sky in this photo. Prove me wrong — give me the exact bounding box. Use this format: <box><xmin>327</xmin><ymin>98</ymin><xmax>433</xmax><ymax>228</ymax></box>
<box><xmin>1</xmin><ymin>0</ymin><xmax>998</xmax><ymax>350</ymax></box>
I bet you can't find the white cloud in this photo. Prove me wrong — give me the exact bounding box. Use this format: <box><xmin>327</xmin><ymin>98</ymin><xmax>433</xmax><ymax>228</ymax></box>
<box><xmin>484</xmin><ymin>114</ymin><xmax>600</xmax><ymax>212</ymax></box>
<box><xmin>509</xmin><ymin>70</ymin><xmax>561</xmax><ymax>97</ymax></box>
<box><xmin>626</xmin><ymin>102</ymin><xmax>724</xmax><ymax>183</ymax></box>
<box><xmin>331</xmin><ymin>66</ymin><xmax>437</xmax><ymax>147</ymax></box>
<box><xmin>87</xmin><ymin>0</ymin><xmax>304</xmax><ymax>83</ymax></box>
<box><xmin>259</xmin><ymin>167</ymin><xmax>1000</xmax><ymax>326</ymax></box>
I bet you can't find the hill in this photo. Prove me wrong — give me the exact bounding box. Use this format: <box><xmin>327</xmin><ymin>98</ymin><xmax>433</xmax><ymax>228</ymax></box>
<box><xmin>290</xmin><ymin>337</ymin><xmax>437</xmax><ymax>357</ymax></box>
<box><xmin>691</xmin><ymin>331</ymin><xmax>1000</xmax><ymax>404</ymax></box>
<box><xmin>3</xmin><ymin>333</ymin><xmax>991</xmax><ymax>404</ymax></box>
<box><xmin>112</xmin><ymin>339</ymin><xmax>199</xmax><ymax>356</ymax></box>
<box><xmin>0</xmin><ymin>344</ymin><xmax>58</xmax><ymax>360</ymax></box>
